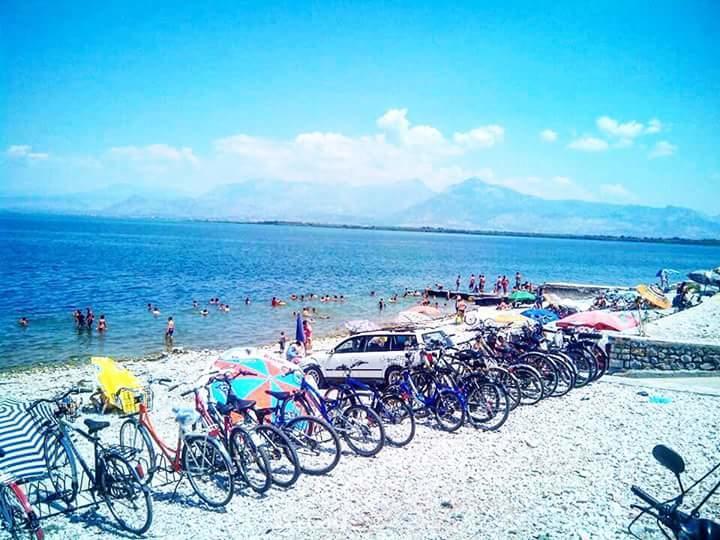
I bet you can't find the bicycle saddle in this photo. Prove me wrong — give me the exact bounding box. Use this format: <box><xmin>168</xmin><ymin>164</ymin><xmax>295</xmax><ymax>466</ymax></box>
<box><xmin>265</xmin><ymin>390</ymin><xmax>292</xmax><ymax>400</ymax></box>
<box><xmin>84</xmin><ymin>418</ymin><xmax>110</xmax><ymax>434</ymax></box>
<box><xmin>216</xmin><ymin>397</ymin><xmax>256</xmax><ymax>416</ymax></box>
<box><xmin>172</xmin><ymin>407</ymin><xmax>200</xmax><ymax>427</ymax></box>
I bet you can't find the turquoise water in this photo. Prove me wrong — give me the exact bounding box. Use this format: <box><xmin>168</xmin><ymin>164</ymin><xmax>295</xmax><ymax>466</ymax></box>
<box><xmin>1</xmin><ymin>214</ymin><xmax>718</xmax><ymax>370</ymax></box>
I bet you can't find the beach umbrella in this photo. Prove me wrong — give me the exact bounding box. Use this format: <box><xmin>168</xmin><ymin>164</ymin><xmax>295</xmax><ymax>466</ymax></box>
<box><xmin>520</xmin><ymin>308</ymin><xmax>559</xmax><ymax>324</ymax></box>
<box><xmin>636</xmin><ymin>284</ymin><xmax>671</xmax><ymax>310</ymax></box>
<box><xmin>213</xmin><ymin>351</ymin><xmax>302</xmax><ymax>410</ymax></box>
<box><xmin>0</xmin><ymin>397</ymin><xmax>57</xmax><ymax>482</ymax></box>
<box><xmin>556</xmin><ymin>311</ymin><xmax>638</xmax><ymax>332</ymax></box>
<box><xmin>405</xmin><ymin>305</ymin><xmax>442</xmax><ymax>318</ymax></box>
<box><xmin>344</xmin><ymin>319</ymin><xmax>380</xmax><ymax>333</ymax></box>
<box><xmin>508</xmin><ymin>290</ymin><xmax>536</xmax><ymax>303</ymax></box>
<box><xmin>655</xmin><ymin>268</ymin><xmax>680</xmax><ymax>277</ymax></box>
<box><xmin>396</xmin><ymin>310</ymin><xmax>432</xmax><ymax>325</ymax></box>
<box><xmin>490</xmin><ymin>312</ymin><xmax>532</xmax><ymax>326</ymax></box>
<box><xmin>295</xmin><ymin>314</ymin><xmax>305</xmax><ymax>344</ymax></box>
<box><xmin>688</xmin><ymin>270</ymin><xmax>720</xmax><ymax>287</ymax></box>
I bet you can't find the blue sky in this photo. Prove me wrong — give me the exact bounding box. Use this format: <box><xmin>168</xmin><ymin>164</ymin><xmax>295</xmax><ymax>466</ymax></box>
<box><xmin>2</xmin><ymin>0</ymin><xmax>719</xmax><ymax>213</ymax></box>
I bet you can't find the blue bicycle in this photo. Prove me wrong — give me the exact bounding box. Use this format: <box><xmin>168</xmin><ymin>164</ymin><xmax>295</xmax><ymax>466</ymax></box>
<box><xmin>389</xmin><ymin>350</ymin><xmax>466</xmax><ymax>432</ymax></box>
<box><xmin>276</xmin><ymin>374</ymin><xmax>386</xmax><ymax>457</ymax></box>
<box><xmin>324</xmin><ymin>361</ymin><xmax>416</xmax><ymax>447</ymax></box>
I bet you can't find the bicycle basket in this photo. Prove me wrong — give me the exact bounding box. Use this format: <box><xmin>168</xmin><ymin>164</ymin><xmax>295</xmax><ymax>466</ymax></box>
<box><xmin>118</xmin><ymin>387</ymin><xmax>153</xmax><ymax>414</ymax></box>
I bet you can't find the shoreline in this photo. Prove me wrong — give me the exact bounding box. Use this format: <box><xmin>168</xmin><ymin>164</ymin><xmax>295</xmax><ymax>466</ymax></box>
<box><xmin>5</xmin><ymin>210</ymin><xmax>720</xmax><ymax>246</ymax></box>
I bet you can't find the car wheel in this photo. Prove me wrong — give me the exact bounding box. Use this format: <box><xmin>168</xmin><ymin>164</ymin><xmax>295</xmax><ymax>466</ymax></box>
<box><xmin>304</xmin><ymin>366</ymin><xmax>325</xmax><ymax>388</ymax></box>
<box><xmin>384</xmin><ymin>366</ymin><xmax>402</xmax><ymax>387</ymax></box>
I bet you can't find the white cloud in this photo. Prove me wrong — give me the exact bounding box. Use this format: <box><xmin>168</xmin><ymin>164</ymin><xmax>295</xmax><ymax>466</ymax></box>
<box><xmin>540</xmin><ymin>129</ymin><xmax>558</xmax><ymax>142</ymax></box>
<box><xmin>376</xmin><ymin>108</ymin><xmax>446</xmax><ymax>147</ymax></box>
<box><xmin>453</xmin><ymin>125</ymin><xmax>504</xmax><ymax>148</ymax></box>
<box><xmin>109</xmin><ymin>144</ymin><xmax>198</xmax><ymax>164</ymax></box>
<box><xmin>568</xmin><ymin>137</ymin><xmax>609</xmax><ymax>152</ymax></box>
<box><xmin>645</xmin><ymin>118</ymin><xmax>662</xmax><ymax>134</ymax></box>
<box><xmin>6</xmin><ymin>145</ymin><xmax>49</xmax><ymax>160</ymax></box>
<box><xmin>597</xmin><ymin>116</ymin><xmax>645</xmax><ymax>139</ymax></box>
<box><xmin>649</xmin><ymin>140</ymin><xmax>677</xmax><ymax>159</ymax></box>
<box><xmin>552</xmin><ymin>175</ymin><xmax>572</xmax><ymax>185</ymax></box>
<box><xmin>600</xmin><ymin>183</ymin><xmax>633</xmax><ymax>198</ymax></box>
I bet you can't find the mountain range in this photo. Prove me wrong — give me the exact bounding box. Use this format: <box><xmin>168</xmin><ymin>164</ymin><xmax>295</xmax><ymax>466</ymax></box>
<box><xmin>2</xmin><ymin>178</ymin><xmax>719</xmax><ymax>240</ymax></box>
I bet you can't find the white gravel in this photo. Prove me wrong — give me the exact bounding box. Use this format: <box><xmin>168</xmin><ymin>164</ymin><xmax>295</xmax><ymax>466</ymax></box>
<box><xmin>642</xmin><ymin>295</ymin><xmax>720</xmax><ymax>346</ymax></box>
<box><xmin>2</xmin><ymin>346</ymin><xmax>719</xmax><ymax>540</ymax></box>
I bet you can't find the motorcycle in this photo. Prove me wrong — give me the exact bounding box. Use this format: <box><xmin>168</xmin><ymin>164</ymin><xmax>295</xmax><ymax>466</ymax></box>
<box><xmin>629</xmin><ymin>445</ymin><xmax>720</xmax><ymax>539</ymax></box>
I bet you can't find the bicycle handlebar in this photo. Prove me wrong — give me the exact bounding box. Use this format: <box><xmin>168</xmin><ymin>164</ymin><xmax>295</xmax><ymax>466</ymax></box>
<box><xmin>28</xmin><ymin>386</ymin><xmax>90</xmax><ymax>411</ymax></box>
<box><xmin>631</xmin><ymin>485</ymin><xmax>662</xmax><ymax>509</ymax></box>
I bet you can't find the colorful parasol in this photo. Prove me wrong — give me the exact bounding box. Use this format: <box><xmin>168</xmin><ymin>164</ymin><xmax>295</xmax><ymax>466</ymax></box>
<box><xmin>556</xmin><ymin>311</ymin><xmax>638</xmax><ymax>332</ymax></box>
<box><xmin>213</xmin><ymin>349</ymin><xmax>302</xmax><ymax>410</ymax></box>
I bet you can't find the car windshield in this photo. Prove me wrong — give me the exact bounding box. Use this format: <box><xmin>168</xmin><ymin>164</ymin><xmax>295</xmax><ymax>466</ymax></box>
<box><xmin>421</xmin><ymin>330</ymin><xmax>452</xmax><ymax>349</ymax></box>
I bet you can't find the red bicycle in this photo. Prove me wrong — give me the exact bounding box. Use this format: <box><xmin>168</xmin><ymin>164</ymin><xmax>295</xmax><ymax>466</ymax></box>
<box><xmin>117</xmin><ymin>378</ymin><xmax>235</xmax><ymax>508</ymax></box>
<box><xmin>0</xmin><ymin>448</ymin><xmax>44</xmax><ymax>540</ymax></box>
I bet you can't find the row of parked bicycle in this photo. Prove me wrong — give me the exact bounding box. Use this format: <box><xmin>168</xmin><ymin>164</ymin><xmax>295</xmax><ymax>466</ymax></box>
<box><xmin>1</xmin><ymin>325</ymin><xmax>608</xmax><ymax>538</ymax></box>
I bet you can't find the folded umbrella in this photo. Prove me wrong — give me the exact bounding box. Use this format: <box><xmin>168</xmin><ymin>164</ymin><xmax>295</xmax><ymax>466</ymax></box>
<box><xmin>295</xmin><ymin>313</ymin><xmax>306</xmax><ymax>344</ymax></box>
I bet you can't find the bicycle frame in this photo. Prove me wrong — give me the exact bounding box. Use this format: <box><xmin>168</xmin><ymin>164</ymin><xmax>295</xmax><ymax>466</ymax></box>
<box><xmin>131</xmin><ymin>402</ymin><xmax>185</xmax><ymax>474</ymax></box>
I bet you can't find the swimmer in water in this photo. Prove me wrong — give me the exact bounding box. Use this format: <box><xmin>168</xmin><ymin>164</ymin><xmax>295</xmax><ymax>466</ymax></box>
<box><xmin>147</xmin><ymin>303</ymin><xmax>153</xmax><ymax>311</ymax></box>
<box><xmin>201</xmin><ymin>308</ymin><xmax>209</xmax><ymax>316</ymax></box>
<box><xmin>192</xmin><ymin>300</ymin><xmax>199</xmax><ymax>309</ymax></box>
<box><xmin>152</xmin><ymin>307</ymin><xmax>161</xmax><ymax>316</ymax></box>
<box><xmin>165</xmin><ymin>317</ymin><xmax>175</xmax><ymax>341</ymax></box>
<box><xmin>245</xmin><ymin>297</ymin><xmax>251</xmax><ymax>305</ymax></box>
<box><xmin>97</xmin><ymin>314</ymin><xmax>107</xmax><ymax>332</ymax></box>
<box><xmin>18</xmin><ymin>317</ymin><xmax>29</xmax><ymax>327</ymax></box>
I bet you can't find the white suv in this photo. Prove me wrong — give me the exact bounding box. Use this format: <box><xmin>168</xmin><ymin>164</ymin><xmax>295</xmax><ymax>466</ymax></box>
<box><xmin>301</xmin><ymin>329</ymin><xmax>453</xmax><ymax>387</ymax></box>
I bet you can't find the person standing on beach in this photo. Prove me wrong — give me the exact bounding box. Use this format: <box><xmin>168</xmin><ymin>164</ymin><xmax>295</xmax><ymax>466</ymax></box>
<box><xmin>469</xmin><ymin>274</ymin><xmax>475</xmax><ymax>292</ymax></box>
<box><xmin>501</xmin><ymin>275</ymin><xmax>509</xmax><ymax>295</ymax></box>
<box><xmin>455</xmin><ymin>295</ymin><xmax>467</xmax><ymax>324</ymax></box>
<box><xmin>279</xmin><ymin>331</ymin><xmax>287</xmax><ymax>353</ymax></box>
<box><xmin>479</xmin><ymin>274</ymin><xmax>486</xmax><ymax>293</ymax></box>
<box><xmin>515</xmin><ymin>272</ymin><xmax>522</xmax><ymax>290</ymax></box>
<box><xmin>165</xmin><ymin>317</ymin><xmax>175</xmax><ymax>341</ymax></box>
<box><xmin>302</xmin><ymin>319</ymin><xmax>313</xmax><ymax>353</ymax></box>
<box><xmin>455</xmin><ymin>275</ymin><xmax>461</xmax><ymax>291</ymax></box>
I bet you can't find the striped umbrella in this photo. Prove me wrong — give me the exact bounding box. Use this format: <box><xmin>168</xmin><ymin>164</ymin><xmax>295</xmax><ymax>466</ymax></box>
<box><xmin>0</xmin><ymin>397</ymin><xmax>55</xmax><ymax>481</ymax></box>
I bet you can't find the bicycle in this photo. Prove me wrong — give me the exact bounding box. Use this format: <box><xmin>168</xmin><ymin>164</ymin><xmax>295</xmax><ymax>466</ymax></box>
<box><xmin>29</xmin><ymin>387</ymin><xmax>152</xmax><ymax>535</ymax></box>
<box><xmin>276</xmin><ymin>373</ymin><xmax>386</xmax><ymax>458</ymax></box>
<box><xmin>390</xmin><ymin>350</ymin><xmax>466</xmax><ymax>432</ymax></box>
<box><xmin>0</xmin><ymin>449</ymin><xmax>43</xmax><ymax>540</ymax></box>
<box><xmin>324</xmin><ymin>361</ymin><xmax>416</xmax><ymax>447</ymax></box>
<box><xmin>117</xmin><ymin>378</ymin><xmax>234</xmax><ymax>508</ymax></box>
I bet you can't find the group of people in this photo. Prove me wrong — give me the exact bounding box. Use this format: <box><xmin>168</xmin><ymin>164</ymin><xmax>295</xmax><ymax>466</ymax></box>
<box><xmin>73</xmin><ymin>308</ymin><xmax>107</xmax><ymax>332</ymax></box>
<box><xmin>277</xmin><ymin>317</ymin><xmax>314</xmax><ymax>360</ymax></box>
<box><xmin>453</xmin><ymin>272</ymin><xmax>535</xmax><ymax>296</ymax></box>
<box><xmin>193</xmin><ymin>298</ymin><xmax>231</xmax><ymax>315</ymax></box>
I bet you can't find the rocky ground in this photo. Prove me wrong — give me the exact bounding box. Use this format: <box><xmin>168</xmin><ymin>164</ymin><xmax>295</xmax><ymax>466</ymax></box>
<box><xmin>2</xmin><ymin>348</ymin><xmax>718</xmax><ymax>540</ymax></box>
<box><xmin>642</xmin><ymin>294</ymin><xmax>720</xmax><ymax>346</ymax></box>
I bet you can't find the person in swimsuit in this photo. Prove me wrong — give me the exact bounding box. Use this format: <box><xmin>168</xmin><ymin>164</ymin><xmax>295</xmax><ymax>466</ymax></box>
<box><xmin>18</xmin><ymin>317</ymin><xmax>29</xmax><ymax>327</ymax></box>
<box><xmin>302</xmin><ymin>319</ymin><xmax>313</xmax><ymax>353</ymax></box>
<box><xmin>165</xmin><ymin>317</ymin><xmax>175</xmax><ymax>338</ymax></box>
<box><xmin>86</xmin><ymin>308</ymin><xmax>94</xmax><ymax>329</ymax></box>
<box><xmin>97</xmin><ymin>314</ymin><xmax>107</xmax><ymax>332</ymax></box>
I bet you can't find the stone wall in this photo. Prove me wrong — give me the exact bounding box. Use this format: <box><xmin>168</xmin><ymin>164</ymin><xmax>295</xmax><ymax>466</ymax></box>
<box><xmin>608</xmin><ymin>335</ymin><xmax>720</xmax><ymax>371</ymax></box>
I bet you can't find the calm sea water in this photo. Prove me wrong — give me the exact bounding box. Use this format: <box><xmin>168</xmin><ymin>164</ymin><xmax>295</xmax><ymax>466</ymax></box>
<box><xmin>1</xmin><ymin>214</ymin><xmax>718</xmax><ymax>370</ymax></box>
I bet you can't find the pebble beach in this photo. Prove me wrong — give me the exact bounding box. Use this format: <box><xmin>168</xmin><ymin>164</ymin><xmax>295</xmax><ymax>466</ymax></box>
<box><xmin>2</xmin><ymin>300</ymin><xmax>719</xmax><ymax>539</ymax></box>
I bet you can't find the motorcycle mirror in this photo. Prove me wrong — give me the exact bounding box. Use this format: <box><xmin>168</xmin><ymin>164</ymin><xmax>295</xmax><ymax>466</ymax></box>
<box><xmin>653</xmin><ymin>445</ymin><xmax>686</xmax><ymax>476</ymax></box>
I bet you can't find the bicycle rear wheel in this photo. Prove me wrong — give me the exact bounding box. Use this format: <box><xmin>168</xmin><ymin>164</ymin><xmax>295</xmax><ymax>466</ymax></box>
<box><xmin>0</xmin><ymin>483</ymin><xmax>43</xmax><ymax>540</ymax></box>
<box><xmin>253</xmin><ymin>424</ymin><xmax>301</xmax><ymax>489</ymax></box>
<box><xmin>228</xmin><ymin>427</ymin><xmax>272</xmax><ymax>494</ymax></box>
<box><xmin>466</xmin><ymin>383</ymin><xmax>509</xmax><ymax>431</ymax></box>
<box><xmin>485</xmin><ymin>367</ymin><xmax>521</xmax><ymax>411</ymax></box>
<box><xmin>284</xmin><ymin>416</ymin><xmax>341</xmax><ymax>476</ymax></box>
<box><xmin>182</xmin><ymin>435</ymin><xmax>235</xmax><ymax>507</ymax></box>
<box><xmin>510</xmin><ymin>365</ymin><xmax>544</xmax><ymax>406</ymax></box>
<box><xmin>101</xmin><ymin>453</ymin><xmax>153</xmax><ymax>536</ymax></box>
<box><xmin>336</xmin><ymin>404</ymin><xmax>385</xmax><ymax>457</ymax></box>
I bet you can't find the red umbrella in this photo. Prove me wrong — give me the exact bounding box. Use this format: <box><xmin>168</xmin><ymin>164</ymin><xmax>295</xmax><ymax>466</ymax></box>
<box><xmin>556</xmin><ymin>311</ymin><xmax>637</xmax><ymax>332</ymax></box>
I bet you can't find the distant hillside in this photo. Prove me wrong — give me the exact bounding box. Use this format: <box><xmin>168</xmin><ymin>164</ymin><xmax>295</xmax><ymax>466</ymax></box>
<box><xmin>393</xmin><ymin>178</ymin><xmax>720</xmax><ymax>239</ymax></box>
<box><xmin>1</xmin><ymin>178</ymin><xmax>719</xmax><ymax>240</ymax></box>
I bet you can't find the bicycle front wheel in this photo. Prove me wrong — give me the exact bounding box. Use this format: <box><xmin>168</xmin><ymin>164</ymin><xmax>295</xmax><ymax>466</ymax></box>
<box><xmin>284</xmin><ymin>416</ymin><xmax>341</xmax><ymax>476</ymax></box>
<box><xmin>376</xmin><ymin>394</ymin><xmax>415</xmax><ymax>447</ymax></box>
<box><xmin>228</xmin><ymin>427</ymin><xmax>272</xmax><ymax>494</ymax></box>
<box><xmin>434</xmin><ymin>390</ymin><xmax>465</xmax><ymax>432</ymax></box>
<box><xmin>182</xmin><ymin>435</ymin><xmax>235</xmax><ymax>507</ymax></box>
<box><xmin>101</xmin><ymin>453</ymin><xmax>153</xmax><ymax>536</ymax></box>
<box><xmin>119</xmin><ymin>419</ymin><xmax>156</xmax><ymax>485</ymax></box>
<box><xmin>42</xmin><ymin>430</ymin><xmax>77</xmax><ymax>507</ymax></box>
<box><xmin>337</xmin><ymin>404</ymin><xmax>385</xmax><ymax>457</ymax></box>
<box><xmin>466</xmin><ymin>383</ymin><xmax>509</xmax><ymax>431</ymax></box>
<box><xmin>254</xmin><ymin>424</ymin><xmax>301</xmax><ymax>489</ymax></box>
